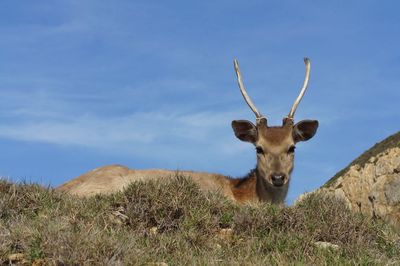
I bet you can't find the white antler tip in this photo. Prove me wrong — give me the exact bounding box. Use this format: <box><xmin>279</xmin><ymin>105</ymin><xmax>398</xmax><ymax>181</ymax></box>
<box><xmin>233</xmin><ymin>58</ymin><xmax>262</xmax><ymax>119</ymax></box>
<box><xmin>233</xmin><ymin>59</ymin><xmax>239</xmax><ymax>69</ymax></box>
<box><xmin>288</xmin><ymin>57</ymin><xmax>312</xmax><ymax>118</ymax></box>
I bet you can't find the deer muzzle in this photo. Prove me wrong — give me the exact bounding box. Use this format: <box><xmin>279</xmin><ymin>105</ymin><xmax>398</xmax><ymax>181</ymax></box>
<box><xmin>270</xmin><ymin>173</ymin><xmax>287</xmax><ymax>187</ymax></box>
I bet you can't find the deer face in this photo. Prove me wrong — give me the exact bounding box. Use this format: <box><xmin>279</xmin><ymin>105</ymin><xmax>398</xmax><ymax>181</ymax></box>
<box><xmin>231</xmin><ymin>57</ymin><xmax>318</xmax><ymax>188</ymax></box>
<box><xmin>232</xmin><ymin>118</ymin><xmax>318</xmax><ymax>187</ymax></box>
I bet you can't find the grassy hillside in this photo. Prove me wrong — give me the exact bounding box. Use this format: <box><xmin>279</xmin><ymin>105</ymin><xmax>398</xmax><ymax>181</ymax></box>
<box><xmin>325</xmin><ymin>131</ymin><xmax>400</xmax><ymax>187</ymax></box>
<box><xmin>1</xmin><ymin>177</ymin><xmax>399</xmax><ymax>265</ymax></box>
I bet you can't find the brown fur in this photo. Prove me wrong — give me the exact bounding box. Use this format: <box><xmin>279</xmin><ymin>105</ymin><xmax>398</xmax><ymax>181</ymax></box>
<box><xmin>261</xmin><ymin>126</ymin><xmax>292</xmax><ymax>146</ymax></box>
<box><xmin>56</xmin><ymin>164</ymin><xmax>266</xmax><ymax>203</ymax></box>
<box><xmin>230</xmin><ymin>172</ymin><xmax>258</xmax><ymax>202</ymax></box>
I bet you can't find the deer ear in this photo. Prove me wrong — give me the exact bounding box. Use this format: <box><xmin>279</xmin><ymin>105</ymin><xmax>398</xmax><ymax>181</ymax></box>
<box><xmin>293</xmin><ymin>120</ymin><xmax>319</xmax><ymax>143</ymax></box>
<box><xmin>231</xmin><ymin>120</ymin><xmax>257</xmax><ymax>143</ymax></box>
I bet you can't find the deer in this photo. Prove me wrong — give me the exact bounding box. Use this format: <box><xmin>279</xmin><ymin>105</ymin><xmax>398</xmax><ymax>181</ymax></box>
<box><xmin>56</xmin><ymin>58</ymin><xmax>318</xmax><ymax>204</ymax></box>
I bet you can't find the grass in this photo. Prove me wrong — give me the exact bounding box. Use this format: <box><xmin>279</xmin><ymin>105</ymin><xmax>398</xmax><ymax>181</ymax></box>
<box><xmin>1</xmin><ymin>176</ymin><xmax>399</xmax><ymax>265</ymax></box>
<box><xmin>325</xmin><ymin>131</ymin><xmax>400</xmax><ymax>187</ymax></box>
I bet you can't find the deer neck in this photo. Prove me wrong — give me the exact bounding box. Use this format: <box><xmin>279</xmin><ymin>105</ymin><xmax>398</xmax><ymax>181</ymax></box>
<box><xmin>229</xmin><ymin>169</ymin><xmax>289</xmax><ymax>204</ymax></box>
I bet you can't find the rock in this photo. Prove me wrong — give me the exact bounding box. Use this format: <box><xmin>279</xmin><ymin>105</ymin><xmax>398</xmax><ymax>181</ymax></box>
<box><xmin>149</xmin><ymin>226</ymin><xmax>158</xmax><ymax>235</ymax></box>
<box><xmin>218</xmin><ymin>228</ymin><xmax>234</xmax><ymax>241</ymax></box>
<box><xmin>8</xmin><ymin>253</ymin><xmax>25</xmax><ymax>261</ymax></box>
<box><xmin>369</xmin><ymin>156</ymin><xmax>377</xmax><ymax>164</ymax></box>
<box><xmin>155</xmin><ymin>262</ymin><xmax>168</xmax><ymax>266</ymax></box>
<box><xmin>298</xmin><ymin>132</ymin><xmax>400</xmax><ymax>228</ymax></box>
<box><xmin>385</xmin><ymin>176</ymin><xmax>400</xmax><ymax>205</ymax></box>
<box><xmin>314</xmin><ymin>241</ymin><xmax>340</xmax><ymax>250</ymax></box>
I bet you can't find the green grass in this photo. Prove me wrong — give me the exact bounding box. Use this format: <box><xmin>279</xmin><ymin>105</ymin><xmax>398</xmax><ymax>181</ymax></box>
<box><xmin>1</xmin><ymin>176</ymin><xmax>399</xmax><ymax>265</ymax></box>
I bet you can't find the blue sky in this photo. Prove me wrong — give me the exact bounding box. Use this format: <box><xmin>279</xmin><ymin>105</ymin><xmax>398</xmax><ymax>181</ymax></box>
<box><xmin>0</xmin><ymin>1</ymin><xmax>399</xmax><ymax>204</ymax></box>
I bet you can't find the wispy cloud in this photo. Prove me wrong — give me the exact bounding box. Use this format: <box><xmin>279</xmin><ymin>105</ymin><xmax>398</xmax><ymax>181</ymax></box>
<box><xmin>0</xmin><ymin>84</ymin><xmax>249</xmax><ymax>155</ymax></box>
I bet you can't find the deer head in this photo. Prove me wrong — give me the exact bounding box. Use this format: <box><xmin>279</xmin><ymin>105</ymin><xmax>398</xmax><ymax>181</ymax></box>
<box><xmin>231</xmin><ymin>58</ymin><xmax>318</xmax><ymax>199</ymax></box>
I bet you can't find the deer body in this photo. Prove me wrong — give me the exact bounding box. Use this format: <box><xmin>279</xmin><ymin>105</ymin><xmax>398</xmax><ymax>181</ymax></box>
<box><xmin>56</xmin><ymin>58</ymin><xmax>318</xmax><ymax>204</ymax></box>
<box><xmin>56</xmin><ymin>164</ymin><xmax>287</xmax><ymax>203</ymax></box>
<box><xmin>56</xmin><ymin>165</ymin><xmax>237</xmax><ymax>200</ymax></box>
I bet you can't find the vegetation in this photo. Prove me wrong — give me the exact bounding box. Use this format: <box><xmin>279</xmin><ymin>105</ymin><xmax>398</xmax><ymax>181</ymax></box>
<box><xmin>325</xmin><ymin>131</ymin><xmax>400</xmax><ymax>187</ymax></box>
<box><xmin>1</xmin><ymin>176</ymin><xmax>399</xmax><ymax>265</ymax></box>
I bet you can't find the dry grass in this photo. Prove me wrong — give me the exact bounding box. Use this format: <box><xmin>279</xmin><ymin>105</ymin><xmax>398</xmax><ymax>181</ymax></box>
<box><xmin>1</xmin><ymin>176</ymin><xmax>399</xmax><ymax>265</ymax></box>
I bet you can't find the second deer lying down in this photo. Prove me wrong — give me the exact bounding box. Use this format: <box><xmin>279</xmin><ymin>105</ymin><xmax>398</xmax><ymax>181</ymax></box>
<box><xmin>56</xmin><ymin>58</ymin><xmax>318</xmax><ymax>204</ymax></box>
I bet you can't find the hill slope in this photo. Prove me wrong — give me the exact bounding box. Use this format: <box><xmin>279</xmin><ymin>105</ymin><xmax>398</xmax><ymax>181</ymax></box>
<box><xmin>315</xmin><ymin>131</ymin><xmax>400</xmax><ymax>228</ymax></box>
<box><xmin>1</xmin><ymin>177</ymin><xmax>399</xmax><ymax>265</ymax></box>
<box><xmin>325</xmin><ymin>131</ymin><xmax>400</xmax><ymax>187</ymax></box>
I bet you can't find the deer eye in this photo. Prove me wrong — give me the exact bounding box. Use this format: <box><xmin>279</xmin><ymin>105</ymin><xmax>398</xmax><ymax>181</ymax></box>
<box><xmin>256</xmin><ymin>146</ymin><xmax>264</xmax><ymax>154</ymax></box>
<box><xmin>287</xmin><ymin>145</ymin><xmax>296</xmax><ymax>154</ymax></box>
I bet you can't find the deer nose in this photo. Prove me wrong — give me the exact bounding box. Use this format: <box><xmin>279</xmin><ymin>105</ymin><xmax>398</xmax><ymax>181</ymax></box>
<box><xmin>271</xmin><ymin>173</ymin><xmax>286</xmax><ymax>187</ymax></box>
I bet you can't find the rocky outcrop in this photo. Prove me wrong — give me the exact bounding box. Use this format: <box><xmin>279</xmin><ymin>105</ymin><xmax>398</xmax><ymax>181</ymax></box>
<box><xmin>299</xmin><ymin>132</ymin><xmax>400</xmax><ymax>227</ymax></box>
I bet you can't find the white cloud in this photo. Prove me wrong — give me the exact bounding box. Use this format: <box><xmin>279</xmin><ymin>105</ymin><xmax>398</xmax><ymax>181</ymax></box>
<box><xmin>0</xmin><ymin>108</ymin><xmax>249</xmax><ymax>155</ymax></box>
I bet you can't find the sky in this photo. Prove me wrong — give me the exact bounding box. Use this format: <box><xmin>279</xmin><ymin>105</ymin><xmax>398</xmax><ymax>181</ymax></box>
<box><xmin>0</xmin><ymin>1</ymin><xmax>399</xmax><ymax>204</ymax></box>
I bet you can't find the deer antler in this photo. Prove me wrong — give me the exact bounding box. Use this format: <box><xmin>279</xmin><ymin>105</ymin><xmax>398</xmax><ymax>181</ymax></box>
<box><xmin>287</xmin><ymin>58</ymin><xmax>311</xmax><ymax>119</ymax></box>
<box><xmin>234</xmin><ymin>59</ymin><xmax>263</xmax><ymax>119</ymax></box>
